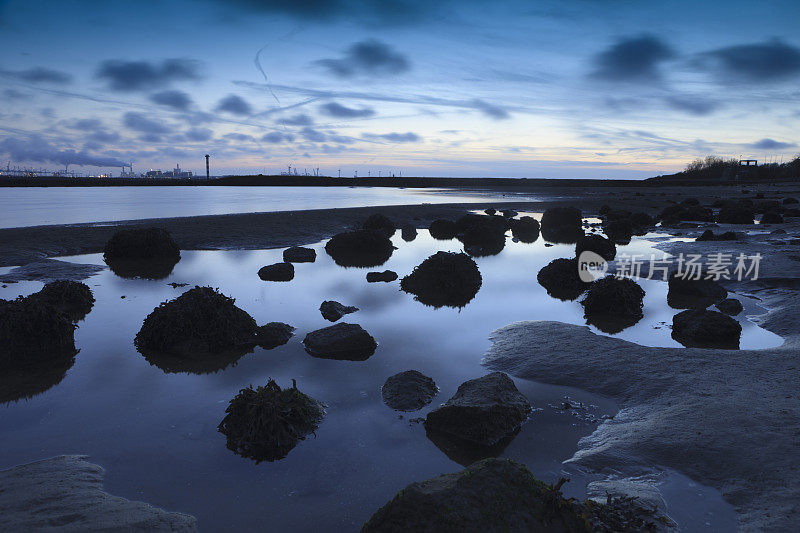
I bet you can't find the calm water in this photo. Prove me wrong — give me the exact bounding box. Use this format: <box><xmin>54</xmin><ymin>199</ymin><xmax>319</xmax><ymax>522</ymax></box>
<box><xmin>0</xmin><ymin>226</ymin><xmax>753</xmax><ymax>531</ymax></box>
<box><xmin>0</xmin><ymin>186</ymin><xmax>533</xmax><ymax>228</ymax></box>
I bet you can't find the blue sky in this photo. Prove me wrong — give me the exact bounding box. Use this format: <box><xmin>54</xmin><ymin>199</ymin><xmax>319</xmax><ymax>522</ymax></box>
<box><xmin>0</xmin><ymin>0</ymin><xmax>798</xmax><ymax>178</ymax></box>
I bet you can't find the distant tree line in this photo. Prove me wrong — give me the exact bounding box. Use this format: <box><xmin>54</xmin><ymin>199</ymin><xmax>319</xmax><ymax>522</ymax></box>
<box><xmin>678</xmin><ymin>155</ymin><xmax>800</xmax><ymax>181</ymax></box>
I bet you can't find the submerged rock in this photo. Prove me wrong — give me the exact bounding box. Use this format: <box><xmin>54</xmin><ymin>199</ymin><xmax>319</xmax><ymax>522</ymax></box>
<box><xmin>319</xmin><ymin>300</ymin><xmax>359</xmax><ymax>322</ymax></box>
<box><xmin>716</xmin><ymin>298</ymin><xmax>744</xmax><ymax>316</ymax></box>
<box><xmin>218</xmin><ymin>379</ymin><xmax>325</xmax><ymax>463</ymax></box>
<box><xmin>325</xmin><ymin>230</ymin><xmax>394</xmax><ymax>267</ymax></box>
<box><xmin>0</xmin><ymin>297</ymin><xmax>77</xmax><ymax>367</ymax></box>
<box><xmin>103</xmin><ymin>227</ymin><xmax>181</xmax><ymax>280</ymax></box>
<box><xmin>537</xmin><ymin>258</ymin><xmax>590</xmax><ymax>301</ymax></box>
<box><xmin>510</xmin><ymin>216</ymin><xmax>540</xmax><ymax>243</ymax></box>
<box><xmin>540</xmin><ymin>207</ymin><xmax>583</xmax><ymax>243</ymax></box>
<box><xmin>424</xmin><ymin>372</ymin><xmax>531</xmax><ymax>447</ymax></box>
<box><xmin>400</xmin><ymin>252</ymin><xmax>482</xmax><ymax>308</ymax></box>
<box><xmin>283</xmin><ymin>246</ymin><xmax>316</xmax><ymax>263</ymax></box>
<box><xmin>363</xmin><ymin>213</ymin><xmax>397</xmax><ymax>236</ymax></box>
<box><xmin>255</xmin><ymin>322</ymin><xmax>295</xmax><ymax>349</ymax></box>
<box><xmin>575</xmin><ymin>234</ymin><xmax>616</xmax><ymax>261</ymax></box>
<box><xmin>667</xmin><ymin>273</ymin><xmax>727</xmax><ymax>309</ymax></box>
<box><xmin>366</xmin><ymin>270</ymin><xmax>398</xmax><ymax>283</ymax></box>
<box><xmin>428</xmin><ymin>219</ymin><xmax>457</xmax><ymax>240</ymax></box>
<box><xmin>672</xmin><ymin>309</ymin><xmax>742</xmax><ymax>349</ymax></box>
<box><xmin>400</xmin><ymin>225</ymin><xmax>417</xmax><ymax>241</ymax></box>
<box><xmin>303</xmin><ymin>323</ymin><xmax>377</xmax><ymax>360</ymax></box>
<box><xmin>696</xmin><ymin>230</ymin><xmax>738</xmax><ymax>241</ymax></box>
<box><xmin>258</xmin><ymin>262</ymin><xmax>294</xmax><ymax>281</ymax></box>
<box><xmin>581</xmin><ymin>276</ymin><xmax>645</xmax><ymax>333</ymax></box>
<box><xmin>381</xmin><ymin>370</ymin><xmax>437</xmax><ymax>411</ymax></box>
<box><xmin>24</xmin><ymin>280</ymin><xmax>94</xmax><ymax>322</ymax></box>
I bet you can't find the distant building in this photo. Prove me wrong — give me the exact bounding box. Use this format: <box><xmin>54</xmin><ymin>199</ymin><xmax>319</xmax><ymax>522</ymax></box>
<box><xmin>145</xmin><ymin>163</ymin><xmax>193</xmax><ymax>179</ymax></box>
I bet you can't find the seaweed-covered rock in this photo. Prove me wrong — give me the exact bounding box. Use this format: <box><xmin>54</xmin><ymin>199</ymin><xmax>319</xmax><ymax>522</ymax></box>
<box><xmin>428</xmin><ymin>219</ymin><xmax>457</xmax><ymax>240</ymax></box>
<box><xmin>484</xmin><ymin>207</ymin><xmax>497</xmax><ymax>215</ymax></box>
<box><xmin>366</xmin><ymin>270</ymin><xmax>398</xmax><ymax>283</ymax></box>
<box><xmin>629</xmin><ymin>212</ymin><xmax>654</xmax><ymax>233</ymax></box>
<box><xmin>510</xmin><ymin>216</ymin><xmax>540</xmax><ymax>243</ymax></box>
<box><xmin>716</xmin><ymin>298</ymin><xmax>744</xmax><ymax>316</ymax></box>
<box><xmin>455</xmin><ymin>214</ymin><xmax>507</xmax><ymax>256</ymax></box>
<box><xmin>501</xmin><ymin>209</ymin><xmax>518</xmax><ymax>218</ymax></box>
<box><xmin>602</xmin><ymin>218</ymin><xmax>633</xmax><ymax>245</ymax></box>
<box><xmin>218</xmin><ymin>379</ymin><xmax>325</xmax><ymax>462</ymax></box>
<box><xmin>537</xmin><ymin>258</ymin><xmax>590</xmax><ymax>301</ymax></box>
<box><xmin>783</xmin><ymin>197</ymin><xmax>799</xmax><ymax>205</ymax></box>
<box><xmin>672</xmin><ymin>309</ymin><xmax>742</xmax><ymax>349</ymax></box>
<box><xmin>540</xmin><ymin>207</ymin><xmax>583</xmax><ymax>243</ymax></box>
<box><xmin>255</xmin><ymin>322</ymin><xmax>295</xmax><ymax>349</ymax></box>
<box><xmin>319</xmin><ymin>300</ymin><xmax>358</xmax><ymax>322</ymax></box>
<box><xmin>325</xmin><ymin>230</ymin><xmax>394</xmax><ymax>267</ymax></box>
<box><xmin>283</xmin><ymin>246</ymin><xmax>316</xmax><ymax>263</ymax></box>
<box><xmin>761</xmin><ymin>211</ymin><xmax>784</xmax><ymax>224</ymax></box>
<box><xmin>660</xmin><ymin>203</ymin><xmax>714</xmax><ymax>224</ymax></box>
<box><xmin>581</xmin><ymin>276</ymin><xmax>645</xmax><ymax>333</ymax></box>
<box><xmin>575</xmin><ymin>234</ymin><xmax>616</xmax><ymax>261</ymax></box>
<box><xmin>258</xmin><ymin>262</ymin><xmax>294</xmax><ymax>281</ymax></box>
<box><xmin>134</xmin><ymin>286</ymin><xmax>257</xmax><ymax>358</ymax></box>
<box><xmin>667</xmin><ymin>273</ymin><xmax>727</xmax><ymax>309</ymax></box>
<box><xmin>0</xmin><ymin>298</ymin><xmax>77</xmax><ymax>367</ymax></box>
<box><xmin>24</xmin><ymin>280</ymin><xmax>94</xmax><ymax>321</ymax></box>
<box><xmin>717</xmin><ymin>205</ymin><xmax>754</xmax><ymax>224</ymax></box>
<box><xmin>754</xmin><ymin>200</ymin><xmax>781</xmax><ymax>214</ymax></box>
<box><xmin>400</xmin><ymin>252</ymin><xmax>482</xmax><ymax>308</ymax></box>
<box><xmin>424</xmin><ymin>372</ymin><xmax>531</xmax><ymax>447</ymax></box>
<box><xmin>381</xmin><ymin>370</ymin><xmax>438</xmax><ymax>411</ymax></box>
<box><xmin>696</xmin><ymin>230</ymin><xmax>738</xmax><ymax>242</ymax></box>
<box><xmin>363</xmin><ymin>213</ymin><xmax>396</xmax><ymax>236</ymax></box>
<box><xmin>103</xmin><ymin>227</ymin><xmax>181</xmax><ymax>280</ymax></box>
<box><xmin>303</xmin><ymin>323</ymin><xmax>377</xmax><ymax>361</ymax></box>
<box><xmin>400</xmin><ymin>225</ymin><xmax>417</xmax><ymax>242</ymax></box>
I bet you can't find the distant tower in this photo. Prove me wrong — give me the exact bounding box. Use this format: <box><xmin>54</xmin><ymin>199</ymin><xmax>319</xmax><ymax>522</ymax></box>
<box><xmin>205</xmin><ymin>154</ymin><xmax>210</xmax><ymax>179</ymax></box>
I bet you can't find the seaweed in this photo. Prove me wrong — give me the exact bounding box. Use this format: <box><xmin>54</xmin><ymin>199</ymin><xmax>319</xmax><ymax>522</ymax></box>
<box><xmin>25</xmin><ymin>280</ymin><xmax>95</xmax><ymax>322</ymax></box>
<box><xmin>400</xmin><ymin>252</ymin><xmax>482</xmax><ymax>308</ymax></box>
<box><xmin>325</xmin><ymin>229</ymin><xmax>394</xmax><ymax>267</ymax></box>
<box><xmin>0</xmin><ymin>297</ymin><xmax>77</xmax><ymax>367</ymax></box>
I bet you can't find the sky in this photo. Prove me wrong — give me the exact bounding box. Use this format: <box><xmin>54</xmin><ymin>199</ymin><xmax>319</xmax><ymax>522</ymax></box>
<box><xmin>0</xmin><ymin>0</ymin><xmax>799</xmax><ymax>179</ymax></box>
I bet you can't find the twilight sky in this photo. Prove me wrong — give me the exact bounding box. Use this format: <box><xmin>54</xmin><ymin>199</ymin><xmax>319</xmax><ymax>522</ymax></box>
<box><xmin>0</xmin><ymin>0</ymin><xmax>798</xmax><ymax>178</ymax></box>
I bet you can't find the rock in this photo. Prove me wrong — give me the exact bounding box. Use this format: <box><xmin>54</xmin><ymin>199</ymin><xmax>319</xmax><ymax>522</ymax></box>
<box><xmin>716</xmin><ymin>298</ymin><xmax>744</xmax><ymax>316</ymax></box>
<box><xmin>501</xmin><ymin>209</ymin><xmax>518</xmax><ymax>218</ymax></box>
<box><xmin>255</xmin><ymin>322</ymin><xmax>294</xmax><ymax>349</ymax></box>
<box><xmin>667</xmin><ymin>273</ymin><xmax>727</xmax><ymax>309</ymax></box>
<box><xmin>400</xmin><ymin>252</ymin><xmax>482</xmax><ymax>308</ymax></box>
<box><xmin>696</xmin><ymin>230</ymin><xmax>738</xmax><ymax>241</ymax></box>
<box><xmin>134</xmin><ymin>286</ymin><xmax>257</xmax><ymax>358</ymax></box>
<box><xmin>258</xmin><ymin>262</ymin><xmax>294</xmax><ymax>281</ymax></box>
<box><xmin>381</xmin><ymin>370</ymin><xmax>438</xmax><ymax>411</ymax></box>
<box><xmin>540</xmin><ymin>207</ymin><xmax>583</xmax><ymax>243</ymax></box>
<box><xmin>366</xmin><ymin>270</ymin><xmax>398</xmax><ymax>282</ymax></box>
<box><xmin>428</xmin><ymin>219</ymin><xmax>457</xmax><ymax>240</ymax></box>
<box><xmin>325</xmin><ymin>230</ymin><xmax>394</xmax><ymax>267</ymax></box>
<box><xmin>581</xmin><ymin>276</ymin><xmax>645</xmax><ymax>333</ymax></box>
<box><xmin>754</xmin><ymin>200</ymin><xmax>781</xmax><ymax>214</ymax></box>
<box><xmin>283</xmin><ymin>246</ymin><xmax>316</xmax><ymax>263</ymax></box>
<box><xmin>303</xmin><ymin>323</ymin><xmax>377</xmax><ymax>360</ymax></box>
<box><xmin>103</xmin><ymin>227</ymin><xmax>181</xmax><ymax>280</ymax></box>
<box><xmin>400</xmin><ymin>225</ymin><xmax>417</xmax><ymax>241</ymax></box>
<box><xmin>602</xmin><ymin>218</ymin><xmax>633</xmax><ymax>244</ymax></box>
<box><xmin>659</xmin><ymin>203</ymin><xmax>714</xmax><ymax>224</ymax></box>
<box><xmin>672</xmin><ymin>309</ymin><xmax>742</xmax><ymax>349</ymax></box>
<box><xmin>424</xmin><ymin>372</ymin><xmax>531</xmax><ymax>446</ymax></box>
<box><xmin>24</xmin><ymin>280</ymin><xmax>94</xmax><ymax>322</ymax></box>
<box><xmin>575</xmin><ymin>234</ymin><xmax>616</xmax><ymax>261</ymax></box>
<box><xmin>319</xmin><ymin>300</ymin><xmax>359</xmax><ymax>322</ymax></box>
<box><xmin>783</xmin><ymin>197</ymin><xmax>799</xmax><ymax>205</ymax></box>
<box><xmin>537</xmin><ymin>258</ymin><xmax>590</xmax><ymax>301</ymax></box>
<box><xmin>484</xmin><ymin>207</ymin><xmax>497</xmax><ymax>215</ymax></box>
<box><xmin>510</xmin><ymin>216</ymin><xmax>540</xmax><ymax>243</ymax></box>
<box><xmin>0</xmin><ymin>297</ymin><xmax>77</xmax><ymax>367</ymax></box>
<box><xmin>218</xmin><ymin>379</ymin><xmax>325</xmax><ymax>462</ymax></box>
<box><xmin>363</xmin><ymin>213</ymin><xmax>396</xmax><ymax>236</ymax></box>
<box><xmin>761</xmin><ymin>211</ymin><xmax>784</xmax><ymax>224</ymax></box>
<box><xmin>454</xmin><ymin>214</ymin><xmax>507</xmax><ymax>256</ymax></box>
<box><xmin>629</xmin><ymin>211</ymin><xmax>655</xmax><ymax>233</ymax></box>
<box><xmin>717</xmin><ymin>205</ymin><xmax>754</xmax><ymax>224</ymax></box>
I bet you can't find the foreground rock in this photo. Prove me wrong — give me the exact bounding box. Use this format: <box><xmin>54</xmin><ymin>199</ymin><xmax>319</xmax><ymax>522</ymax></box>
<box><xmin>218</xmin><ymin>380</ymin><xmax>325</xmax><ymax>463</ymax></box>
<box><xmin>510</xmin><ymin>216</ymin><xmax>540</xmax><ymax>243</ymax></box>
<box><xmin>400</xmin><ymin>225</ymin><xmax>417</xmax><ymax>241</ymax></box>
<box><xmin>716</xmin><ymin>204</ymin><xmax>754</xmax><ymax>224</ymax></box>
<box><xmin>381</xmin><ymin>370</ymin><xmax>438</xmax><ymax>411</ymax></box>
<box><xmin>540</xmin><ymin>207</ymin><xmax>583</xmax><ymax>243</ymax></box>
<box><xmin>103</xmin><ymin>227</ymin><xmax>181</xmax><ymax>279</ymax></box>
<box><xmin>575</xmin><ymin>234</ymin><xmax>616</xmax><ymax>261</ymax></box>
<box><xmin>283</xmin><ymin>246</ymin><xmax>316</xmax><ymax>263</ymax></box>
<box><xmin>659</xmin><ymin>201</ymin><xmax>714</xmax><ymax>224</ymax></box>
<box><xmin>325</xmin><ymin>229</ymin><xmax>394</xmax><ymax>267</ymax></box>
<box><xmin>428</xmin><ymin>219</ymin><xmax>457</xmax><ymax>240</ymax></box>
<box><xmin>303</xmin><ymin>323</ymin><xmax>377</xmax><ymax>360</ymax></box>
<box><xmin>0</xmin><ymin>297</ymin><xmax>77</xmax><ymax>366</ymax></box>
<box><xmin>255</xmin><ymin>322</ymin><xmax>295</xmax><ymax>349</ymax></box>
<box><xmin>363</xmin><ymin>213</ymin><xmax>396</xmax><ymax>236</ymax></box>
<box><xmin>0</xmin><ymin>455</ymin><xmax>197</xmax><ymax>531</ymax></box>
<box><xmin>424</xmin><ymin>372</ymin><xmax>531</xmax><ymax>446</ymax></box>
<box><xmin>258</xmin><ymin>262</ymin><xmax>294</xmax><ymax>281</ymax></box>
<box><xmin>667</xmin><ymin>273</ymin><xmax>727</xmax><ymax>309</ymax></box>
<box><xmin>320</xmin><ymin>300</ymin><xmax>359</xmax><ymax>322</ymax></box>
<box><xmin>672</xmin><ymin>309</ymin><xmax>742</xmax><ymax>349</ymax></box>
<box><xmin>24</xmin><ymin>279</ymin><xmax>94</xmax><ymax>322</ymax></box>
<box><xmin>537</xmin><ymin>258</ymin><xmax>590</xmax><ymax>300</ymax></box>
<box><xmin>716</xmin><ymin>298</ymin><xmax>743</xmax><ymax>316</ymax></box>
<box><xmin>454</xmin><ymin>214</ymin><xmax>507</xmax><ymax>256</ymax></box>
<box><xmin>400</xmin><ymin>252</ymin><xmax>482</xmax><ymax>308</ymax></box>
<box><xmin>366</xmin><ymin>270</ymin><xmax>398</xmax><ymax>282</ymax></box>
<box><xmin>581</xmin><ymin>276</ymin><xmax>645</xmax><ymax>333</ymax></box>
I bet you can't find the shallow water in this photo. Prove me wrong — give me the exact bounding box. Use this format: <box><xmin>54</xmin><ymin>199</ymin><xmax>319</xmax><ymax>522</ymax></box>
<box><xmin>0</xmin><ymin>227</ymin><xmax>757</xmax><ymax>530</ymax></box>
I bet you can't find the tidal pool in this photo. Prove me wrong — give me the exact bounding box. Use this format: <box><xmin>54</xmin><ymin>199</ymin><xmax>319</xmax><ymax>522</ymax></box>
<box><xmin>0</xmin><ymin>225</ymin><xmax>762</xmax><ymax>531</ymax></box>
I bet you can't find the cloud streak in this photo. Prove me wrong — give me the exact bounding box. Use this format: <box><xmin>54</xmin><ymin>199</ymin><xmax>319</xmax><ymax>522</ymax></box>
<box><xmin>315</xmin><ymin>39</ymin><xmax>410</xmax><ymax>78</ymax></box>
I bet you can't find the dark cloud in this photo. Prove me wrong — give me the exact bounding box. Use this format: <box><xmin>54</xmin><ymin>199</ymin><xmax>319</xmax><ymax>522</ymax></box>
<box><xmin>88</xmin><ymin>130</ymin><xmax>121</xmax><ymax>143</ymax></box>
<box><xmin>591</xmin><ymin>34</ymin><xmax>675</xmax><ymax>83</ymax></box>
<box><xmin>702</xmin><ymin>39</ymin><xmax>800</xmax><ymax>83</ymax></box>
<box><xmin>315</xmin><ymin>39</ymin><xmax>410</xmax><ymax>78</ymax></box>
<box><xmin>2</xmin><ymin>88</ymin><xmax>31</xmax><ymax>100</ymax></box>
<box><xmin>280</xmin><ymin>113</ymin><xmax>313</xmax><ymax>126</ymax></box>
<box><xmin>470</xmin><ymin>99</ymin><xmax>510</xmax><ymax>120</ymax></box>
<box><xmin>149</xmin><ymin>90</ymin><xmax>193</xmax><ymax>110</ymax></box>
<box><xmin>67</xmin><ymin>118</ymin><xmax>103</xmax><ymax>130</ymax></box>
<box><xmin>223</xmin><ymin>0</ymin><xmax>429</xmax><ymax>24</ymax></box>
<box><xmin>319</xmin><ymin>102</ymin><xmax>376</xmax><ymax>118</ymax></box>
<box><xmin>362</xmin><ymin>132</ymin><xmax>420</xmax><ymax>142</ymax></box>
<box><xmin>223</xmin><ymin>133</ymin><xmax>255</xmax><ymax>142</ymax></box>
<box><xmin>0</xmin><ymin>66</ymin><xmax>72</xmax><ymax>84</ymax></box>
<box><xmin>261</xmin><ymin>131</ymin><xmax>295</xmax><ymax>143</ymax></box>
<box><xmin>96</xmin><ymin>58</ymin><xmax>201</xmax><ymax>92</ymax></box>
<box><xmin>185</xmin><ymin>127</ymin><xmax>213</xmax><ymax>142</ymax></box>
<box><xmin>0</xmin><ymin>134</ymin><xmax>126</xmax><ymax>167</ymax></box>
<box><xmin>663</xmin><ymin>95</ymin><xmax>721</xmax><ymax>116</ymax></box>
<box><xmin>300</xmin><ymin>127</ymin><xmax>326</xmax><ymax>142</ymax></box>
<box><xmin>215</xmin><ymin>94</ymin><xmax>253</xmax><ymax>115</ymax></box>
<box><xmin>123</xmin><ymin>112</ymin><xmax>172</xmax><ymax>134</ymax></box>
<box><xmin>749</xmin><ymin>138</ymin><xmax>797</xmax><ymax>150</ymax></box>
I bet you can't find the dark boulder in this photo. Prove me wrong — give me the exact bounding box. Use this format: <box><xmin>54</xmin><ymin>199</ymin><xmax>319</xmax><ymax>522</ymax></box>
<box><xmin>428</xmin><ymin>219</ymin><xmax>457</xmax><ymax>240</ymax></box>
<box><xmin>602</xmin><ymin>218</ymin><xmax>633</xmax><ymax>244</ymax></box>
<box><xmin>761</xmin><ymin>211</ymin><xmax>784</xmax><ymax>224</ymax></box>
<box><xmin>303</xmin><ymin>323</ymin><xmax>377</xmax><ymax>361</ymax></box>
<box><xmin>455</xmin><ymin>214</ymin><xmax>507</xmax><ymax>257</ymax></box>
<box><xmin>424</xmin><ymin>372</ymin><xmax>531</xmax><ymax>447</ymax></box>
<box><xmin>754</xmin><ymin>200</ymin><xmax>781</xmax><ymax>214</ymax></box>
<box><xmin>218</xmin><ymin>379</ymin><xmax>325</xmax><ymax>463</ymax></box>
<box><xmin>696</xmin><ymin>230</ymin><xmax>738</xmax><ymax>241</ymax></box>
<box><xmin>630</xmin><ymin>212</ymin><xmax>654</xmax><ymax>233</ymax></box>
<box><xmin>783</xmin><ymin>197</ymin><xmax>799</xmax><ymax>205</ymax></box>
<box><xmin>0</xmin><ymin>297</ymin><xmax>77</xmax><ymax>367</ymax></box>
<box><xmin>672</xmin><ymin>309</ymin><xmax>742</xmax><ymax>349</ymax></box>
<box><xmin>581</xmin><ymin>276</ymin><xmax>645</xmax><ymax>333</ymax></box>
<box><xmin>319</xmin><ymin>300</ymin><xmax>359</xmax><ymax>322</ymax></box>
<box><xmin>325</xmin><ymin>230</ymin><xmax>394</xmax><ymax>267</ymax></box>
<box><xmin>575</xmin><ymin>234</ymin><xmax>616</xmax><ymax>261</ymax></box>
<box><xmin>255</xmin><ymin>322</ymin><xmax>295</xmax><ymax>349</ymax></box>
<box><xmin>537</xmin><ymin>258</ymin><xmax>590</xmax><ymax>301</ymax></box>
<box><xmin>381</xmin><ymin>370</ymin><xmax>438</xmax><ymax>411</ymax></box>
<box><xmin>400</xmin><ymin>225</ymin><xmax>417</xmax><ymax>242</ymax></box>
<box><xmin>540</xmin><ymin>207</ymin><xmax>583</xmax><ymax>243</ymax></box>
<box><xmin>510</xmin><ymin>216</ymin><xmax>540</xmax><ymax>243</ymax></box>
<box><xmin>501</xmin><ymin>209</ymin><xmax>518</xmax><ymax>218</ymax></box>
<box><xmin>363</xmin><ymin>213</ymin><xmax>396</xmax><ymax>236</ymax></box>
<box><xmin>366</xmin><ymin>270</ymin><xmax>398</xmax><ymax>283</ymax></box>
<box><xmin>258</xmin><ymin>262</ymin><xmax>294</xmax><ymax>281</ymax></box>
<box><xmin>484</xmin><ymin>207</ymin><xmax>497</xmax><ymax>215</ymax></box>
<box><xmin>283</xmin><ymin>246</ymin><xmax>316</xmax><ymax>263</ymax></box>
<box><xmin>716</xmin><ymin>298</ymin><xmax>743</xmax><ymax>316</ymax></box>
<box><xmin>103</xmin><ymin>227</ymin><xmax>181</xmax><ymax>280</ymax></box>
<box><xmin>717</xmin><ymin>205</ymin><xmax>754</xmax><ymax>224</ymax></box>
<box><xmin>24</xmin><ymin>280</ymin><xmax>94</xmax><ymax>322</ymax></box>
<box><xmin>400</xmin><ymin>252</ymin><xmax>482</xmax><ymax>308</ymax></box>
<box><xmin>667</xmin><ymin>273</ymin><xmax>727</xmax><ymax>309</ymax></box>
<box><xmin>660</xmin><ymin>204</ymin><xmax>714</xmax><ymax>224</ymax></box>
